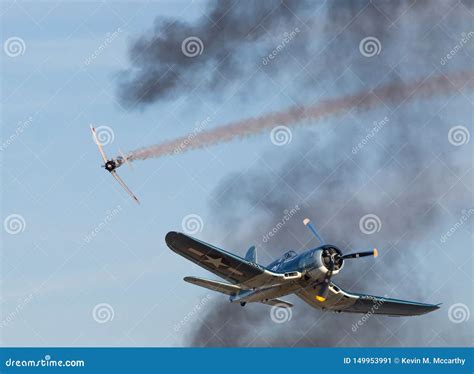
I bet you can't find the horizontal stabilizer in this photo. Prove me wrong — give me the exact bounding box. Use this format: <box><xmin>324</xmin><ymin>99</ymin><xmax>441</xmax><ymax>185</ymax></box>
<box><xmin>184</xmin><ymin>276</ymin><xmax>241</xmax><ymax>296</ymax></box>
<box><xmin>260</xmin><ymin>298</ymin><xmax>293</xmax><ymax>308</ymax></box>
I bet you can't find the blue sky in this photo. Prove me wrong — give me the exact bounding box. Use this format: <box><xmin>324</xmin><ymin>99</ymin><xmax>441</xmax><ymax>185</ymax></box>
<box><xmin>1</xmin><ymin>1</ymin><xmax>472</xmax><ymax>347</ymax></box>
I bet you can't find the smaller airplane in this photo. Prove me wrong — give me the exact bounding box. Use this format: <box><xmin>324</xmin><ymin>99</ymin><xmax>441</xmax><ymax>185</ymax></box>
<box><xmin>90</xmin><ymin>125</ymin><xmax>140</xmax><ymax>204</ymax></box>
<box><xmin>166</xmin><ymin>217</ymin><xmax>440</xmax><ymax>316</ymax></box>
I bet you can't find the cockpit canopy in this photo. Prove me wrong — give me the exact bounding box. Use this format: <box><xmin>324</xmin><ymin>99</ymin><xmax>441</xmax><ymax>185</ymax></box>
<box><xmin>282</xmin><ymin>250</ymin><xmax>297</xmax><ymax>260</ymax></box>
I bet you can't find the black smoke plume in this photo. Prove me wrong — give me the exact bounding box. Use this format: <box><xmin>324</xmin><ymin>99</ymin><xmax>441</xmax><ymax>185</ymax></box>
<box><xmin>118</xmin><ymin>0</ymin><xmax>312</xmax><ymax>108</ymax></box>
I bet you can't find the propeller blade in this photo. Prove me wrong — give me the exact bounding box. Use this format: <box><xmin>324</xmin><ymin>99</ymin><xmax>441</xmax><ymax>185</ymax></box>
<box><xmin>316</xmin><ymin>258</ymin><xmax>334</xmax><ymax>302</ymax></box>
<box><xmin>342</xmin><ymin>248</ymin><xmax>378</xmax><ymax>259</ymax></box>
<box><xmin>303</xmin><ymin>218</ymin><xmax>325</xmax><ymax>245</ymax></box>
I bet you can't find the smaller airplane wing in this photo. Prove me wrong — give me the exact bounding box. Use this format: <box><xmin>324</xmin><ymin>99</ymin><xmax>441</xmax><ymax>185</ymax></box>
<box><xmin>90</xmin><ymin>125</ymin><xmax>107</xmax><ymax>163</ymax></box>
<box><xmin>111</xmin><ymin>171</ymin><xmax>140</xmax><ymax>204</ymax></box>
<box><xmin>296</xmin><ymin>283</ymin><xmax>439</xmax><ymax>316</ymax></box>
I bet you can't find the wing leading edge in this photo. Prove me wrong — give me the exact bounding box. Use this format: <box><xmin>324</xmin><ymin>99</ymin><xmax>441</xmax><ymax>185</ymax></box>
<box><xmin>166</xmin><ymin>232</ymin><xmax>266</xmax><ymax>285</ymax></box>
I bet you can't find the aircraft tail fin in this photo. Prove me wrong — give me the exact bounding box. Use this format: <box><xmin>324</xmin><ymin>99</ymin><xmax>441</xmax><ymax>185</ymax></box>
<box><xmin>245</xmin><ymin>246</ymin><xmax>257</xmax><ymax>263</ymax></box>
<box><xmin>184</xmin><ymin>276</ymin><xmax>242</xmax><ymax>296</ymax></box>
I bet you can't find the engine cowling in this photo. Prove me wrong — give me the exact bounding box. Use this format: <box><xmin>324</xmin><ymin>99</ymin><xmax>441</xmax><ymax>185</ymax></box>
<box><xmin>305</xmin><ymin>245</ymin><xmax>344</xmax><ymax>280</ymax></box>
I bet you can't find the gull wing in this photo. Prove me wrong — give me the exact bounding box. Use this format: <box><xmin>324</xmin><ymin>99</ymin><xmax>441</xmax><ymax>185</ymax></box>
<box><xmin>90</xmin><ymin>125</ymin><xmax>107</xmax><ymax>163</ymax></box>
<box><xmin>166</xmin><ymin>232</ymin><xmax>300</xmax><ymax>288</ymax></box>
<box><xmin>111</xmin><ymin>171</ymin><xmax>140</xmax><ymax>204</ymax></box>
<box><xmin>296</xmin><ymin>282</ymin><xmax>439</xmax><ymax>316</ymax></box>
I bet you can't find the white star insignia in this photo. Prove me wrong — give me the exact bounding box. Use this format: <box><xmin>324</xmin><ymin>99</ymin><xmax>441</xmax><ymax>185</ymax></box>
<box><xmin>202</xmin><ymin>255</ymin><xmax>227</xmax><ymax>269</ymax></box>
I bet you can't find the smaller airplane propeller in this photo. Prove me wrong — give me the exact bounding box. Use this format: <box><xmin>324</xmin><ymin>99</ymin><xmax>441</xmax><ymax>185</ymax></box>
<box><xmin>303</xmin><ymin>217</ymin><xmax>378</xmax><ymax>302</ymax></box>
<box><xmin>90</xmin><ymin>125</ymin><xmax>140</xmax><ymax>204</ymax></box>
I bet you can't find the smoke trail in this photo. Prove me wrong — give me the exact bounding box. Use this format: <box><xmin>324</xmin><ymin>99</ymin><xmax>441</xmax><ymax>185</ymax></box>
<box><xmin>126</xmin><ymin>71</ymin><xmax>471</xmax><ymax>162</ymax></box>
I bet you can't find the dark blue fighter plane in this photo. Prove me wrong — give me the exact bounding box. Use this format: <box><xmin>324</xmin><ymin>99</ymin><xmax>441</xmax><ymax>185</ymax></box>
<box><xmin>165</xmin><ymin>218</ymin><xmax>440</xmax><ymax>316</ymax></box>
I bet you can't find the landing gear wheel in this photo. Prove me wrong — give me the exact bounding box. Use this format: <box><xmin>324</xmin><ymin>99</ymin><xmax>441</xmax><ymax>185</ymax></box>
<box><xmin>240</xmin><ymin>302</ymin><xmax>246</xmax><ymax>307</ymax></box>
